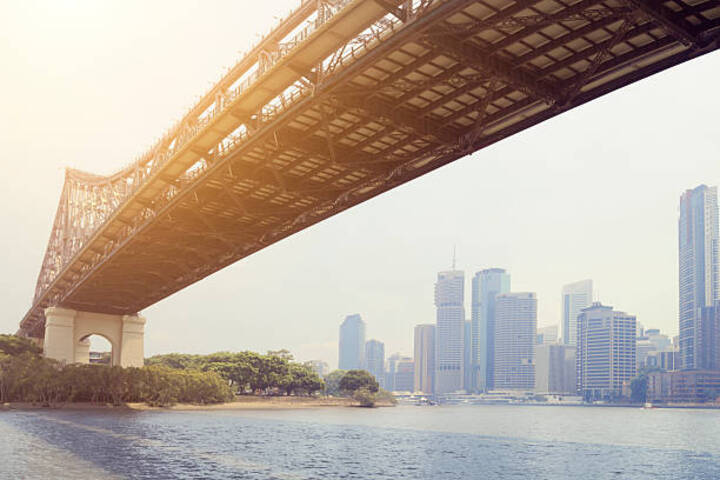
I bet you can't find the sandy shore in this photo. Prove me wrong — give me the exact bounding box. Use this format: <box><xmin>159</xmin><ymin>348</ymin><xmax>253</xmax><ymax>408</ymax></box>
<box><xmin>2</xmin><ymin>396</ymin><xmax>394</xmax><ymax>411</ymax></box>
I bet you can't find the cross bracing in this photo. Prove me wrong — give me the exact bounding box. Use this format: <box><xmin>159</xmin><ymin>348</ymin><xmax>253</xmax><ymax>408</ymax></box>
<box><xmin>20</xmin><ymin>0</ymin><xmax>720</xmax><ymax>337</ymax></box>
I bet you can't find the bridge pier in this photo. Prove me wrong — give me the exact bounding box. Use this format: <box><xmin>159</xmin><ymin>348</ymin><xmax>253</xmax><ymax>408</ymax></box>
<box><xmin>43</xmin><ymin>307</ymin><xmax>146</xmax><ymax>367</ymax></box>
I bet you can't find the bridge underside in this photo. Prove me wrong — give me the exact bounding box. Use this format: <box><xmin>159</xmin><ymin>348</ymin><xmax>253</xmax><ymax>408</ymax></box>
<box><xmin>20</xmin><ymin>0</ymin><xmax>720</xmax><ymax>338</ymax></box>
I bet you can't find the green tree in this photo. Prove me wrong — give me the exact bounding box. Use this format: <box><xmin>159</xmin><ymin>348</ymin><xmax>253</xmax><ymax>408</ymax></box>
<box><xmin>0</xmin><ymin>335</ymin><xmax>42</xmax><ymax>357</ymax></box>
<box><xmin>323</xmin><ymin>370</ymin><xmax>346</xmax><ymax>396</ymax></box>
<box><xmin>339</xmin><ymin>370</ymin><xmax>379</xmax><ymax>395</ymax></box>
<box><xmin>353</xmin><ymin>387</ymin><xmax>376</xmax><ymax>407</ymax></box>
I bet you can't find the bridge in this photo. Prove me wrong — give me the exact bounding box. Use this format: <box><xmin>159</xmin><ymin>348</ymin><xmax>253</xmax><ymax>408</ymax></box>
<box><xmin>18</xmin><ymin>0</ymin><xmax>720</xmax><ymax>365</ymax></box>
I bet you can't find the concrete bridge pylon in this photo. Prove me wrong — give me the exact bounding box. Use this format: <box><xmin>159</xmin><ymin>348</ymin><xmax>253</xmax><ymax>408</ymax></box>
<box><xmin>43</xmin><ymin>307</ymin><xmax>146</xmax><ymax>367</ymax></box>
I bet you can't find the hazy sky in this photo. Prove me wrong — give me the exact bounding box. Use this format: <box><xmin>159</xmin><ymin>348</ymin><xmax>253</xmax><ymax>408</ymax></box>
<box><xmin>1</xmin><ymin>1</ymin><xmax>719</xmax><ymax>369</ymax></box>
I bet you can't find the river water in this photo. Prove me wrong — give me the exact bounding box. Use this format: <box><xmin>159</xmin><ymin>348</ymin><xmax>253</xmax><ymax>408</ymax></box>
<box><xmin>2</xmin><ymin>404</ymin><xmax>720</xmax><ymax>479</ymax></box>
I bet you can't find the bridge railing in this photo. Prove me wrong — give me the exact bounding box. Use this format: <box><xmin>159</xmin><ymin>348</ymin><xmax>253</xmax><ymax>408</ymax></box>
<box><xmin>31</xmin><ymin>0</ymin><xmax>416</xmax><ymax>309</ymax></box>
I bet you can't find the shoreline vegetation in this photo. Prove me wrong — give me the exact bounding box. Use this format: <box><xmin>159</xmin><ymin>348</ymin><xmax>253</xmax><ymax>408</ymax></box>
<box><xmin>0</xmin><ymin>335</ymin><xmax>395</xmax><ymax>410</ymax></box>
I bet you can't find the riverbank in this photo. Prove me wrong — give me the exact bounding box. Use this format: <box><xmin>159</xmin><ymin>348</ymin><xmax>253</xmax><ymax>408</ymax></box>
<box><xmin>2</xmin><ymin>395</ymin><xmax>396</xmax><ymax>411</ymax></box>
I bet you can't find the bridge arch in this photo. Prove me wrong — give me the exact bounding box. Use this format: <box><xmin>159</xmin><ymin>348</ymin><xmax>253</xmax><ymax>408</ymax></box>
<box><xmin>44</xmin><ymin>307</ymin><xmax>146</xmax><ymax>367</ymax></box>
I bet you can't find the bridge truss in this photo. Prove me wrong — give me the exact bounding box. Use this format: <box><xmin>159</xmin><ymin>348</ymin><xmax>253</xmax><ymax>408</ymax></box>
<box><xmin>20</xmin><ymin>0</ymin><xmax>720</xmax><ymax>337</ymax></box>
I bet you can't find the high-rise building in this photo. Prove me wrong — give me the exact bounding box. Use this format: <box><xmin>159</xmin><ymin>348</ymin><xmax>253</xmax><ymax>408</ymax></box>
<box><xmin>435</xmin><ymin>270</ymin><xmax>465</xmax><ymax>394</ymax></box>
<box><xmin>364</xmin><ymin>339</ymin><xmax>385</xmax><ymax>388</ymax></box>
<box><xmin>386</xmin><ymin>353</ymin><xmax>414</xmax><ymax>392</ymax></box>
<box><xmin>698</xmin><ymin>303</ymin><xmax>720</xmax><ymax>370</ymax></box>
<box><xmin>414</xmin><ymin>324</ymin><xmax>435</xmax><ymax>394</ymax></box>
<box><xmin>577</xmin><ymin>303</ymin><xmax>636</xmax><ymax>400</ymax></box>
<box><xmin>536</xmin><ymin>325</ymin><xmax>559</xmax><ymax>345</ymax></box>
<box><xmin>393</xmin><ymin>357</ymin><xmax>415</xmax><ymax>392</ymax></box>
<box><xmin>535</xmin><ymin>344</ymin><xmax>576</xmax><ymax>394</ymax></box>
<box><xmin>338</xmin><ymin>314</ymin><xmax>365</xmax><ymax>371</ymax></box>
<box><xmin>494</xmin><ymin>292</ymin><xmax>537</xmax><ymax>391</ymax></box>
<box><xmin>561</xmin><ymin>279</ymin><xmax>593</xmax><ymax>346</ymax></box>
<box><xmin>679</xmin><ymin>185</ymin><xmax>719</xmax><ymax>370</ymax></box>
<box><xmin>471</xmin><ymin>268</ymin><xmax>511</xmax><ymax>392</ymax></box>
<box><xmin>464</xmin><ymin>320</ymin><xmax>473</xmax><ymax>391</ymax></box>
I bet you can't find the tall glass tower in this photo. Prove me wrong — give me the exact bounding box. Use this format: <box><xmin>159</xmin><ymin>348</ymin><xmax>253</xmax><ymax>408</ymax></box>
<box><xmin>561</xmin><ymin>279</ymin><xmax>593</xmax><ymax>346</ymax></box>
<box><xmin>338</xmin><ymin>314</ymin><xmax>366</xmax><ymax>370</ymax></box>
<box><xmin>679</xmin><ymin>185</ymin><xmax>719</xmax><ymax>370</ymax></box>
<box><xmin>471</xmin><ymin>268</ymin><xmax>510</xmax><ymax>392</ymax></box>
<box><xmin>435</xmin><ymin>270</ymin><xmax>465</xmax><ymax>394</ymax></box>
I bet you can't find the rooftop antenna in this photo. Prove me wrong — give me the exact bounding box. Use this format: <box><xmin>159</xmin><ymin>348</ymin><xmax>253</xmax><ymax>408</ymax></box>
<box><xmin>452</xmin><ymin>245</ymin><xmax>457</xmax><ymax>270</ymax></box>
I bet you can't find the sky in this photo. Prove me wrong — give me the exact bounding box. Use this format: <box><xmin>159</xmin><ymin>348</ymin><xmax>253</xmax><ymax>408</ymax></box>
<box><xmin>1</xmin><ymin>1</ymin><xmax>719</xmax><ymax>370</ymax></box>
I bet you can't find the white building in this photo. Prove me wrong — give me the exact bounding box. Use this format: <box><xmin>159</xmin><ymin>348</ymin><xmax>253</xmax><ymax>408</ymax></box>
<box><xmin>435</xmin><ymin>270</ymin><xmax>465</xmax><ymax>394</ymax></box>
<box><xmin>414</xmin><ymin>324</ymin><xmax>435</xmax><ymax>394</ymax></box>
<box><xmin>577</xmin><ymin>303</ymin><xmax>636</xmax><ymax>399</ymax></box>
<box><xmin>561</xmin><ymin>279</ymin><xmax>593</xmax><ymax>346</ymax></box>
<box><xmin>494</xmin><ymin>292</ymin><xmax>537</xmax><ymax>391</ymax></box>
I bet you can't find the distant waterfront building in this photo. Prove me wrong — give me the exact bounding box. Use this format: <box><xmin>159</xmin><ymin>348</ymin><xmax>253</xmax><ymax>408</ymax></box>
<box><xmin>698</xmin><ymin>303</ymin><xmax>720</xmax><ymax>370</ymax></box>
<box><xmin>536</xmin><ymin>325</ymin><xmax>559</xmax><ymax>345</ymax></box>
<box><xmin>471</xmin><ymin>268</ymin><xmax>511</xmax><ymax>392</ymax></box>
<box><xmin>647</xmin><ymin>370</ymin><xmax>720</xmax><ymax>403</ymax></box>
<box><xmin>577</xmin><ymin>303</ymin><xmax>636</xmax><ymax>399</ymax></box>
<box><xmin>494</xmin><ymin>293</ymin><xmax>537</xmax><ymax>391</ymax></box>
<box><xmin>338</xmin><ymin>314</ymin><xmax>366</xmax><ymax>371</ymax></box>
<box><xmin>535</xmin><ymin>344</ymin><xmax>576</xmax><ymax>394</ymax></box>
<box><xmin>306</xmin><ymin>360</ymin><xmax>329</xmax><ymax>377</ymax></box>
<box><xmin>394</xmin><ymin>357</ymin><xmax>415</xmax><ymax>392</ymax></box>
<box><xmin>435</xmin><ymin>270</ymin><xmax>465</xmax><ymax>394</ymax></box>
<box><xmin>464</xmin><ymin>320</ymin><xmax>473</xmax><ymax>391</ymax></box>
<box><xmin>387</xmin><ymin>353</ymin><xmax>414</xmax><ymax>392</ymax></box>
<box><xmin>679</xmin><ymin>185</ymin><xmax>719</xmax><ymax>370</ymax></box>
<box><xmin>561</xmin><ymin>279</ymin><xmax>593</xmax><ymax>346</ymax></box>
<box><xmin>364</xmin><ymin>339</ymin><xmax>385</xmax><ymax>388</ymax></box>
<box><xmin>414</xmin><ymin>324</ymin><xmax>435</xmax><ymax>394</ymax></box>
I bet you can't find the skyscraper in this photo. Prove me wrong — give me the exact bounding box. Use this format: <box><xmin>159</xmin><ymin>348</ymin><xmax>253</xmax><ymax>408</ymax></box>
<box><xmin>494</xmin><ymin>292</ymin><xmax>537</xmax><ymax>391</ymax></box>
<box><xmin>338</xmin><ymin>314</ymin><xmax>365</xmax><ymax>370</ymax></box>
<box><xmin>435</xmin><ymin>270</ymin><xmax>465</xmax><ymax>394</ymax></box>
<box><xmin>679</xmin><ymin>185</ymin><xmax>719</xmax><ymax>370</ymax></box>
<box><xmin>414</xmin><ymin>324</ymin><xmax>435</xmax><ymax>394</ymax></box>
<box><xmin>561</xmin><ymin>279</ymin><xmax>593</xmax><ymax>346</ymax></box>
<box><xmin>698</xmin><ymin>303</ymin><xmax>720</xmax><ymax>371</ymax></box>
<box><xmin>535</xmin><ymin>344</ymin><xmax>576</xmax><ymax>394</ymax></box>
<box><xmin>471</xmin><ymin>268</ymin><xmax>511</xmax><ymax>392</ymax></box>
<box><xmin>364</xmin><ymin>339</ymin><xmax>385</xmax><ymax>387</ymax></box>
<box><xmin>536</xmin><ymin>325</ymin><xmax>559</xmax><ymax>345</ymax></box>
<box><xmin>464</xmin><ymin>320</ymin><xmax>473</xmax><ymax>391</ymax></box>
<box><xmin>577</xmin><ymin>303</ymin><xmax>636</xmax><ymax>400</ymax></box>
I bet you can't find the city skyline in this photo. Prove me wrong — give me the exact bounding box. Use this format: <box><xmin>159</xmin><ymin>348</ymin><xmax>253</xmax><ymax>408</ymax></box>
<box><xmin>1</xmin><ymin>1</ymin><xmax>719</xmax><ymax>369</ymax></box>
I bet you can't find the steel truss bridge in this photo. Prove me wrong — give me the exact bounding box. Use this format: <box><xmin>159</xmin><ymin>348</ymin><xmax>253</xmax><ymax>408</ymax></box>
<box><xmin>19</xmin><ymin>0</ymin><xmax>720</xmax><ymax>337</ymax></box>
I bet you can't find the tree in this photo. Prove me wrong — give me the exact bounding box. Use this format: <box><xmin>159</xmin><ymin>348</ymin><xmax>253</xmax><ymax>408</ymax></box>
<box><xmin>0</xmin><ymin>335</ymin><xmax>42</xmax><ymax>357</ymax></box>
<box><xmin>339</xmin><ymin>370</ymin><xmax>379</xmax><ymax>395</ymax></box>
<box><xmin>323</xmin><ymin>370</ymin><xmax>346</xmax><ymax>396</ymax></box>
<box><xmin>353</xmin><ymin>387</ymin><xmax>376</xmax><ymax>407</ymax></box>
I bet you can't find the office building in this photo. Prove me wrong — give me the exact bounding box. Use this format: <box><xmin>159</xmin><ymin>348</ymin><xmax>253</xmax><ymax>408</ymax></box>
<box><xmin>435</xmin><ymin>270</ymin><xmax>465</xmax><ymax>394</ymax></box>
<box><xmin>679</xmin><ymin>185</ymin><xmax>719</xmax><ymax>370</ymax></box>
<box><xmin>414</xmin><ymin>324</ymin><xmax>435</xmax><ymax>394</ymax></box>
<box><xmin>471</xmin><ymin>268</ymin><xmax>511</xmax><ymax>392</ymax></box>
<box><xmin>562</xmin><ymin>279</ymin><xmax>593</xmax><ymax>346</ymax></box>
<box><xmin>464</xmin><ymin>320</ymin><xmax>473</xmax><ymax>391</ymax></box>
<box><xmin>306</xmin><ymin>360</ymin><xmax>329</xmax><ymax>377</ymax></box>
<box><xmin>338</xmin><ymin>314</ymin><xmax>365</xmax><ymax>370</ymax></box>
<box><xmin>577</xmin><ymin>303</ymin><xmax>636</xmax><ymax>399</ymax></box>
<box><xmin>494</xmin><ymin>292</ymin><xmax>537</xmax><ymax>391</ymax></box>
<box><xmin>364</xmin><ymin>339</ymin><xmax>385</xmax><ymax>388</ymax></box>
<box><xmin>535</xmin><ymin>344</ymin><xmax>576</xmax><ymax>394</ymax></box>
<box><xmin>537</xmin><ymin>325</ymin><xmax>559</xmax><ymax>345</ymax></box>
<box><xmin>647</xmin><ymin>370</ymin><xmax>720</xmax><ymax>403</ymax></box>
<box><xmin>698</xmin><ymin>303</ymin><xmax>720</xmax><ymax>370</ymax></box>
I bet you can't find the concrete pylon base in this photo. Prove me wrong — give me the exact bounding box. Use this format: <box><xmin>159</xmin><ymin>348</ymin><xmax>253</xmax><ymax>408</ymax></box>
<box><xmin>43</xmin><ymin>307</ymin><xmax>146</xmax><ymax>367</ymax></box>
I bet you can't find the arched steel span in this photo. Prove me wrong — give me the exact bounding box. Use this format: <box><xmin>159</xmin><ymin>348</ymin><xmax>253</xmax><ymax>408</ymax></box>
<box><xmin>19</xmin><ymin>0</ymin><xmax>720</xmax><ymax>337</ymax></box>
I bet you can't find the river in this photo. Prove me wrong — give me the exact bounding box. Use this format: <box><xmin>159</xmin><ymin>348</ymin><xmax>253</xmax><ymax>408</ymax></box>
<box><xmin>2</xmin><ymin>404</ymin><xmax>720</xmax><ymax>479</ymax></box>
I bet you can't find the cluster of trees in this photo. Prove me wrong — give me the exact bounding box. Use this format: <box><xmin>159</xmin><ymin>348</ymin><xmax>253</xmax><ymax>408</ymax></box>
<box><xmin>0</xmin><ymin>335</ymin><xmax>232</xmax><ymax>406</ymax></box>
<box><xmin>145</xmin><ymin>349</ymin><xmax>324</xmax><ymax>396</ymax></box>
<box><xmin>325</xmin><ymin>369</ymin><xmax>395</xmax><ymax>407</ymax></box>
